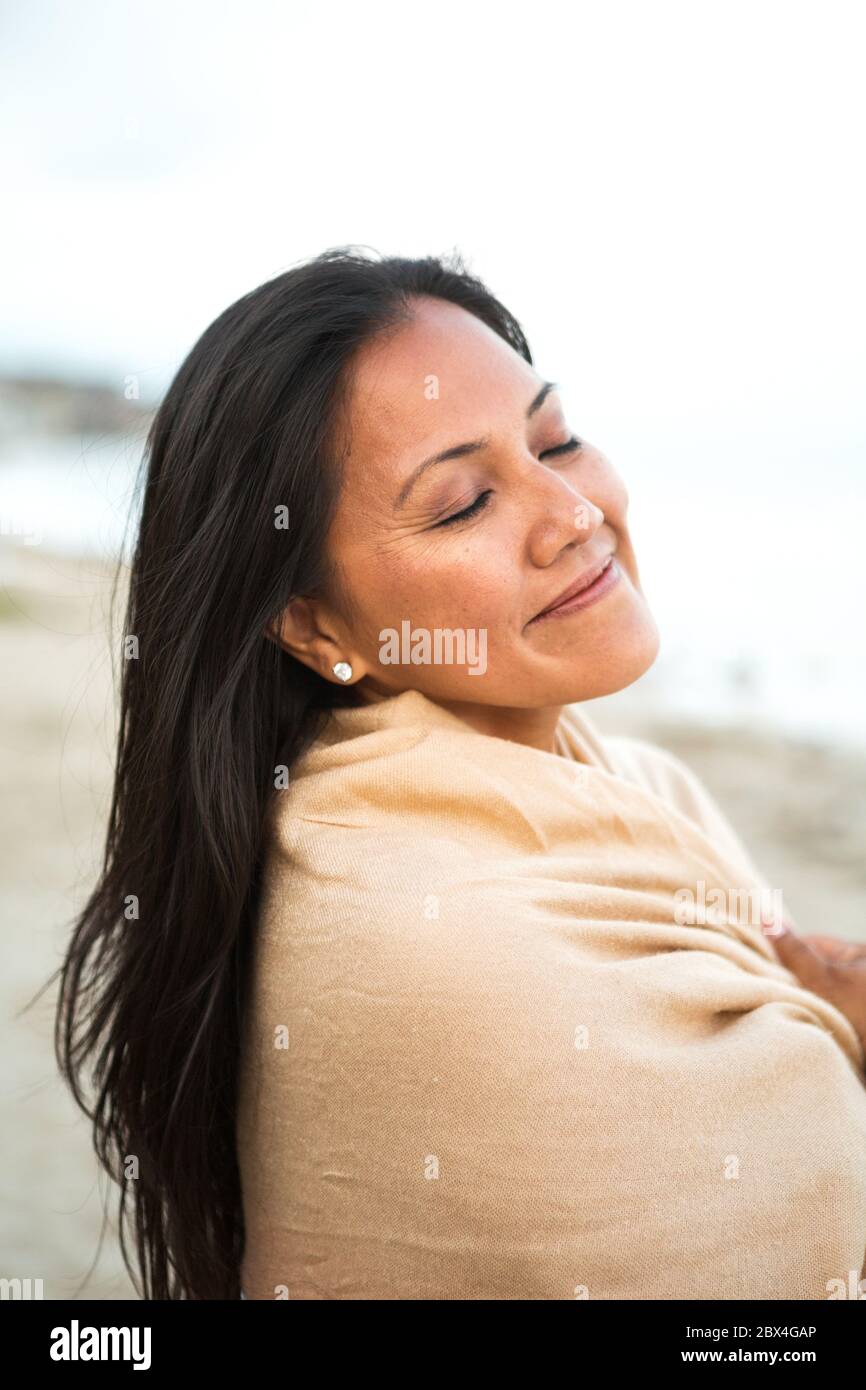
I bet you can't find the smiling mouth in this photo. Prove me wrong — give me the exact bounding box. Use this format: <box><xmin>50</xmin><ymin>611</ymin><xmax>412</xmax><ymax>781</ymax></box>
<box><xmin>528</xmin><ymin>555</ymin><xmax>619</xmax><ymax>624</ymax></box>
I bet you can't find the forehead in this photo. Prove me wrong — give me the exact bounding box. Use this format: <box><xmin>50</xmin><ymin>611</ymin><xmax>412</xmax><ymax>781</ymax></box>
<box><xmin>339</xmin><ymin>296</ymin><xmax>542</xmax><ymax>484</ymax></box>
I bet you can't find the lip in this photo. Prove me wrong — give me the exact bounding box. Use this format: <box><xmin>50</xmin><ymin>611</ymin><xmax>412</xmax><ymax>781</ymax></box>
<box><xmin>528</xmin><ymin>554</ymin><xmax>619</xmax><ymax>623</ymax></box>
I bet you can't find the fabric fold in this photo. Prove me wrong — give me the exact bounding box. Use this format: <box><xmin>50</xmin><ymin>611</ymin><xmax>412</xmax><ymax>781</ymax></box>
<box><xmin>237</xmin><ymin>688</ymin><xmax>866</xmax><ymax>1300</ymax></box>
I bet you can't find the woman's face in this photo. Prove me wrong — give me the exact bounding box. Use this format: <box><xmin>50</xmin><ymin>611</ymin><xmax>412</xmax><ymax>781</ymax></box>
<box><xmin>278</xmin><ymin>295</ymin><xmax>660</xmax><ymax>745</ymax></box>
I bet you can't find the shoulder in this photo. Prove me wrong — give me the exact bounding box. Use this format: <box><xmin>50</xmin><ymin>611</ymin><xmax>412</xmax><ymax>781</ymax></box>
<box><xmin>557</xmin><ymin>703</ymin><xmax>740</xmax><ymax>828</ymax></box>
<box><xmin>601</xmin><ymin>731</ymin><xmax>774</xmax><ymax>892</ymax></box>
<box><xmin>601</xmin><ymin>731</ymin><xmax>713</xmax><ymax>804</ymax></box>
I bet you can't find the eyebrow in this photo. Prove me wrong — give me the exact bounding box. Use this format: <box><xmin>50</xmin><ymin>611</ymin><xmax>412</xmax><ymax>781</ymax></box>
<box><xmin>393</xmin><ymin>379</ymin><xmax>560</xmax><ymax>511</ymax></box>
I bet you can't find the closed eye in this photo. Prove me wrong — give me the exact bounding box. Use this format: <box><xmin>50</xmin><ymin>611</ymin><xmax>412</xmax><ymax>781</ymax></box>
<box><xmin>432</xmin><ymin>437</ymin><xmax>583</xmax><ymax>529</ymax></box>
<box><xmin>540</xmin><ymin>435</ymin><xmax>582</xmax><ymax>461</ymax></box>
<box><xmin>433</xmin><ymin>489</ymin><xmax>494</xmax><ymax>528</ymax></box>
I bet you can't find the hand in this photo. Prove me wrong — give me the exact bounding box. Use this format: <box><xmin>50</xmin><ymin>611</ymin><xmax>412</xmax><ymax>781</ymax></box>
<box><xmin>768</xmin><ymin>921</ymin><xmax>866</xmax><ymax>1059</ymax></box>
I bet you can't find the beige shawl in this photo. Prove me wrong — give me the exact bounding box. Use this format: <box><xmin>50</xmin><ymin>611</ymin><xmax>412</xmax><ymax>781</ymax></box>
<box><xmin>237</xmin><ymin>688</ymin><xmax>866</xmax><ymax>1299</ymax></box>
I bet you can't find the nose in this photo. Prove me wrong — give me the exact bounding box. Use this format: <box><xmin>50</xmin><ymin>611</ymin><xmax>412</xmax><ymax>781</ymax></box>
<box><xmin>524</xmin><ymin>467</ymin><xmax>605</xmax><ymax>568</ymax></box>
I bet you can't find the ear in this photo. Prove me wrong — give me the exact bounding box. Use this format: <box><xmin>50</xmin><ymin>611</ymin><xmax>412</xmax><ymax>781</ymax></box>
<box><xmin>265</xmin><ymin>594</ymin><xmax>320</xmax><ymax>657</ymax></box>
<box><xmin>265</xmin><ymin>595</ymin><xmax>363</xmax><ymax>685</ymax></box>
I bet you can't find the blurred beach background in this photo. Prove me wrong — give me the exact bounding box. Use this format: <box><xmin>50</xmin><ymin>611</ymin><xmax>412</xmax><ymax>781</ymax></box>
<box><xmin>2</xmin><ymin>0</ymin><xmax>864</xmax><ymax>1299</ymax></box>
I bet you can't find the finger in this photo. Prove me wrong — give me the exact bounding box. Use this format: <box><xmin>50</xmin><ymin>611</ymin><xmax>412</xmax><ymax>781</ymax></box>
<box><xmin>801</xmin><ymin>935</ymin><xmax>866</xmax><ymax>964</ymax></box>
<box><xmin>800</xmin><ymin>934</ymin><xmax>856</xmax><ymax>956</ymax></box>
<box><xmin>768</xmin><ymin>924</ymin><xmax>836</xmax><ymax>992</ymax></box>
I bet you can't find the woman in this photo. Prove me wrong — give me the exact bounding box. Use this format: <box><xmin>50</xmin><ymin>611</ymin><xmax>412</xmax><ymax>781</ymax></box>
<box><xmin>53</xmin><ymin>247</ymin><xmax>866</xmax><ymax>1300</ymax></box>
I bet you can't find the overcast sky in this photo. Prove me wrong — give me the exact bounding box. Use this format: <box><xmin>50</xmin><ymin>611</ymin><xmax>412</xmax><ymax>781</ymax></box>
<box><xmin>1</xmin><ymin>0</ymin><xmax>863</xmax><ymax>458</ymax></box>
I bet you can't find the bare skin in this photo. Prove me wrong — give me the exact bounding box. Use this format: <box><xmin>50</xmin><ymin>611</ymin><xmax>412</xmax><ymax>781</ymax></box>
<box><xmin>274</xmin><ymin>294</ymin><xmax>660</xmax><ymax>754</ymax></box>
<box><xmin>770</xmin><ymin>925</ymin><xmax>866</xmax><ymax>1057</ymax></box>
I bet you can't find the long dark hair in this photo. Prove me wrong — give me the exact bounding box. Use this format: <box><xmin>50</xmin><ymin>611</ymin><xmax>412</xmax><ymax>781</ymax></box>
<box><xmin>44</xmin><ymin>246</ymin><xmax>532</xmax><ymax>1299</ymax></box>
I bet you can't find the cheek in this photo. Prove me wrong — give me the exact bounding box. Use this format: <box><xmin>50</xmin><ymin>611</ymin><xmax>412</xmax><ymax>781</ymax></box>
<box><xmin>608</xmin><ymin>478</ymin><xmax>629</xmax><ymax>523</ymax></box>
<box><xmin>367</xmin><ymin>536</ymin><xmax>512</xmax><ymax>626</ymax></box>
<box><xmin>585</xmin><ymin>456</ymin><xmax>629</xmax><ymax>524</ymax></box>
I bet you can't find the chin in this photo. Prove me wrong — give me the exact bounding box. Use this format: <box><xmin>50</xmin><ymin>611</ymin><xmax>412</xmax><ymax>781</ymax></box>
<box><xmin>577</xmin><ymin>611</ymin><xmax>661</xmax><ymax>700</ymax></box>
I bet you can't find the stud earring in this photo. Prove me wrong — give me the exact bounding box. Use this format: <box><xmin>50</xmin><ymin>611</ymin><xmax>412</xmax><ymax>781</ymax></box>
<box><xmin>332</xmin><ymin>661</ymin><xmax>353</xmax><ymax>682</ymax></box>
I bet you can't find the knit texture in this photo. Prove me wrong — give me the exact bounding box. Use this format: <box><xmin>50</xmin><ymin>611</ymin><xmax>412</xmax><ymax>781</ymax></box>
<box><xmin>237</xmin><ymin>688</ymin><xmax>866</xmax><ymax>1300</ymax></box>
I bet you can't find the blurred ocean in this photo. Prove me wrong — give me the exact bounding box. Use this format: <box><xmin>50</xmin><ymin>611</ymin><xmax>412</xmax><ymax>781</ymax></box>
<box><xmin>1</xmin><ymin>427</ymin><xmax>864</xmax><ymax>749</ymax></box>
<box><xmin>622</xmin><ymin>431</ymin><xmax>866</xmax><ymax>750</ymax></box>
